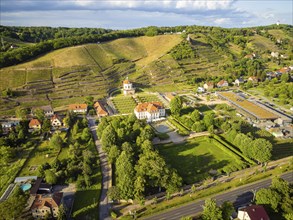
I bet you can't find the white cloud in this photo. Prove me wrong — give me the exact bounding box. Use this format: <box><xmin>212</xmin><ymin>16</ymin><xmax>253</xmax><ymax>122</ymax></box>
<box><xmin>214</xmin><ymin>17</ymin><xmax>231</xmax><ymax>24</ymax></box>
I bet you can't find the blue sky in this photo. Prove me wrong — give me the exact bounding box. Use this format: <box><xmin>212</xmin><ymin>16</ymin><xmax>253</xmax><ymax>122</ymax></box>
<box><xmin>0</xmin><ymin>0</ymin><xmax>292</xmax><ymax>29</ymax></box>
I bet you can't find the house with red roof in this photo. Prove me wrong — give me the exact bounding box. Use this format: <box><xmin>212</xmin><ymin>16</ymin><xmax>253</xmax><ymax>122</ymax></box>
<box><xmin>134</xmin><ymin>102</ymin><xmax>165</xmax><ymax>122</ymax></box>
<box><xmin>217</xmin><ymin>80</ymin><xmax>229</xmax><ymax>88</ymax></box>
<box><xmin>31</xmin><ymin>192</ymin><xmax>63</xmax><ymax>219</ymax></box>
<box><xmin>203</xmin><ymin>82</ymin><xmax>214</xmax><ymax>90</ymax></box>
<box><xmin>29</xmin><ymin>119</ymin><xmax>41</xmax><ymax>130</ymax></box>
<box><xmin>237</xmin><ymin>205</ymin><xmax>270</xmax><ymax>220</ymax></box>
<box><xmin>248</xmin><ymin>76</ymin><xmax>259</xmax><ymax>83</ymax></box>
<box><xmin>50</xmin><ymin>114</ymin><xmax>62</xmax><ymax>127</ymax></box>
<box><xmin>68</xmin><ymin>104</ymin><xmax>88</xmax><ymax>114</ymax></box>
<box><xmin>94</xmin><ymin>101</ymin><xmax>108</xmax><ymax>117</ymax></box>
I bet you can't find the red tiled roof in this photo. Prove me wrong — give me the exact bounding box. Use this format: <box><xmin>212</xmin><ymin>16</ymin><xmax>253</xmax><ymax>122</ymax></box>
<box><xmin>123</xmin><ymin>79</ymin><xmax>130</xmax><ymax>84</ymax></box>
<box><xmin>31</xmin><ymin>192</ymin><xmax>63</xmax><ymax>210</ymax></box>
<box><xmin>94</xmin><ymin>101</ymin><xmax>108</xmax><ymax>116</ymax></box>
<box><xmin>135</xmin><ymin>102</ymin><xmax>163</xmax><ymax>113</ymax></box>
<box><xmin>50</xmin><ymin>114</ymin><xmax>61</xmax><ymax>121</ymax></box>
<box><xmin>242</xmin><ymin>205</ymin><xmax>270</xmax><ymax>220</ymax></box>
<box><xmin>29</xmin><ymin>119</ymin><xmax>41</xmax><ymax>127</ymax></box>
<box><xmin>217</xmin><ymin>80</ymin><xmax>228</xmax><ymax>86</ymax></box>
<box><xmin>68</xmin><ymin>104</ymin><xmax>88</xmax><ymax>110</ymax></box>
<box><xmin>205</xmin><ymin>82</ymin><xmax>214</xmax><ymax>86</ymax></box>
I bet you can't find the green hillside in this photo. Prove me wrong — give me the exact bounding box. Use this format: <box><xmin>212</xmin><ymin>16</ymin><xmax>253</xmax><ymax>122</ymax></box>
<box><xmin>0</xmin><ymin>26</ymin><xmax>291</xmax><ymax>116</ymax></box>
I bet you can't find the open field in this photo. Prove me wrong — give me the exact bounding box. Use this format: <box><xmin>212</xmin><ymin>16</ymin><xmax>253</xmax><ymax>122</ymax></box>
<box><xmin>158</xmin><ymin>137</ymin><xmax>241</xmax><ymax>184</ymax></box>
<box><xmin>0</xmin><ymin>69</ymin><xmax>26</xmax><ymax>90</ymax></box>
<box><xmin>112</xmin><ymin>96</ymin><xmax>137</xmax><ymax>114</ymax></box>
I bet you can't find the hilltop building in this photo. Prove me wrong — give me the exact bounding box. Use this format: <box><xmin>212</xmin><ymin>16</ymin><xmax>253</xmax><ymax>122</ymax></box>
<box><xmin>134</xmin><ymin>102</ymin><xmax>165</xmax><ymax>122</ymax></box>
<box><xmin>123</xmin><ymin>77</ymin><xmax>135</xmax><ymax>95</ymax></box>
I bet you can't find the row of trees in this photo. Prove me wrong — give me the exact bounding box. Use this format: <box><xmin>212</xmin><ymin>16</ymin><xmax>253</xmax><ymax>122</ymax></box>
<box><xmin>223</xmin><ymin>124</ymin><xmax>273</xmax><ymax>164</ymax></box>
<box><xmin>97</xmin><ymin>115</ymin><xmax>182</xmax><ymax>201</ymax></box>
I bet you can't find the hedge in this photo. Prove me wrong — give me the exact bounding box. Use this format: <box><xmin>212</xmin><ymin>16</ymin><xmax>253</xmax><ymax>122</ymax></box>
<box><xmin>167</xmin><ymin>117</ymin><xmax>190</xmax><ymax>136</ymax></box>
<box><xmin>213</xmin><ymin>135</ymin><xmax>256</xmax><ymax>165</ymax></box>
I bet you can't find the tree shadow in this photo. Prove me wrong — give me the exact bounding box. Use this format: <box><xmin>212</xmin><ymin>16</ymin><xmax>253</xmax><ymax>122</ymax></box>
<box><xmin>233</xmin><ymin>191</ymin><xmax>253</xmax><ymax>209</ymax></box>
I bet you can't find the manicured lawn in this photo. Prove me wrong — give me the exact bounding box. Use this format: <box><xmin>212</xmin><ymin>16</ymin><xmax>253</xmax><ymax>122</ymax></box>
<box><xmin>18</xmin><ymin>140</ymin><xmax>59</xmax><ymax>176</ymax></box>
<box><xmin>158</xmin><ymin>137</ymin><xmax>239</xmax><ymax>184</ymax></box>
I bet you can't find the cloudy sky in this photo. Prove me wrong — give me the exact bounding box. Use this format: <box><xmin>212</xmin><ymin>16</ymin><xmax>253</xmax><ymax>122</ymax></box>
<box><xmin>0</xmin><ymin>0</ymin><xmax>292</xmax><ymax>29</ymax></box>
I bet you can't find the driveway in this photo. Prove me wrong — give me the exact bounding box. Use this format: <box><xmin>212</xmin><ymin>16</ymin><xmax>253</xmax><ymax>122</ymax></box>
<box><xmin>88</xmin><ymin>116</ymin><xmax>112</xmax><ymax>220</ymax></box>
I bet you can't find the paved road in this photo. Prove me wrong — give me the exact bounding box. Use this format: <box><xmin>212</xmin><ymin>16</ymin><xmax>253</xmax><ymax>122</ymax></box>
<box><xmin>143</xmin><ymin>172</ymin><xmax>293</xmax><ymax>220</ymax></box>
<box><xmin>88</xmin><ymin>117</ymin><xmax>112</xmax><ymax>220</ymax></box>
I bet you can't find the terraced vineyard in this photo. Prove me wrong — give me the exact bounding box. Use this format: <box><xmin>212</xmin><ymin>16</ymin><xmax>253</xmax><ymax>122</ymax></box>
<box><xmin>0</xmin><ymin>35</ymin><xmax>181</xmax><ymax>116</ymax></box>
<box><xmin>111</xmin><ymin>96</ymin><xmax>137</xmax><ymax>114</ymax></box>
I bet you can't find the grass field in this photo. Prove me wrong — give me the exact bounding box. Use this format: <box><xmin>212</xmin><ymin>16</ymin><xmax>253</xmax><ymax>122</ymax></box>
<box><xmin>0</xmin><ymin>69</ymin><xmax>26</xmax><ymax>90</ymax></box>
<box><xmin>112</xmin><ymin>96</ymin><xmax>137</xmax><ymax>114</ymax></box>
<box><xmin>158</xmin><ymin>137</ymin><xmax>240</xmax><ymax>184</ymax></box>
<box><xmin>26</xmin><ymin>69</ymin><xmax>51</xmax><ymax>82</ymax></box>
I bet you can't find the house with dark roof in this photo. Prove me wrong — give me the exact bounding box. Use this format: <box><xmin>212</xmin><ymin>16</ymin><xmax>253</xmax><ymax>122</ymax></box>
<box><xmin>32</xmin><ymin>105</ymin><xmax>54</xmax><ymax>117</ymax></box>
<box><xmin>237</xmin><ymin>205</ymin><xmax>270</xmax><ymax>220</ymax></box>
<box><xmin>134</xmin><ymin>102</ymin><xmax>165</xmax><ymax>122</ymax></box>
<box><xmin>31</xmin><ymin>192</ymin><xmax>63</xmax><ymax>219</ymax></box>
<box><xmin>235</xmin><ymin>78</ymin><xmax>245</xmax><ymax>86</ymax></box>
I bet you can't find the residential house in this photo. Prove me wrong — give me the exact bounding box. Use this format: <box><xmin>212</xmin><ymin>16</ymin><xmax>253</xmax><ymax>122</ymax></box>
<box><xmin>32</xmin><ymin>105</ymin><xmax>54</xmax><ymax>117</ymax></box>
<box><xmin>68</xmin><ymin>104</ymin><xmax>88</xmax><ymax>114</ymax></box>
<box><xmin>217</xmin><ymin>80</ymin><xmax>229</xmax><ymax>88</ymax></box>
<box><xmin>248</xmin><ymin>76</ymin><xmax>259</xmax><ymax>83</ymax></box>
<box><xmin>203</xmin><ymin>82</ymin><xmax>214</xmax><ymax>90</ymax></box>
<box><xmin>31</xmin><ymin>192</ymin><xmax>63</xmax><ymax>219</ymax></box>
<box><xmin>277</xmin><ymin>67</ymin><xmax>290</xmax><ymax>74</ymax></box>
<box><xmin>123</xmin><ymin>77</ymin><xmax>135</xmax><ymax>95</ymax></box>
<box><xmin>1</xmin><ymin>118</ymin><xmax>20</xmax><ymax>133</ymax></box>
<box><xmin>50</xmin><ymin>114</ymin><xmax>62</xmax><ymax>127</ymax></box>
<box><xmin>270</xmin><ymin>51</ymin><xmax>279</xmax><ymax>58</ymax></box>
<box><xmin>165</xmin><ymin>93</ymin><xmax>176</xmax><ymax>102</ymax></box>
<box><xmin>134</xmin><ymin>102</ymin><xmax>165</xmax><ymax>122</ymax></box>
<box><xmin>235</xmin><ymin>78</ymin><xmax>244</xmax><ymax>86</ymax></box>
<box><xmin>94</xmin><ymin>101</ymin><xmax>108</xmax><ymax>117</ymax></box>
<box><xmin>29</xmin><ymin>119</ymin><xmax>41</xmax><ymax>130</ymax></box>
<box><xmin>197</xmin><ymin>87</ymin><xmax>205</xmax><ymax>93</ymax></box>
<box><xmin>237</xmin><ymin>205</ymin><xmax>270</xmax><ymax>220</ymax></box>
